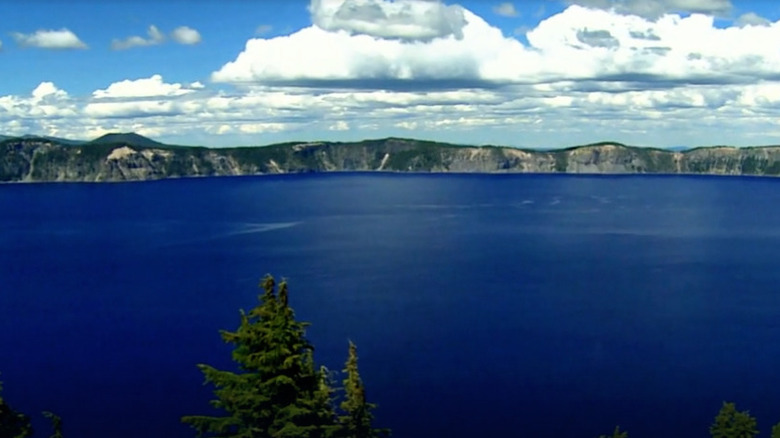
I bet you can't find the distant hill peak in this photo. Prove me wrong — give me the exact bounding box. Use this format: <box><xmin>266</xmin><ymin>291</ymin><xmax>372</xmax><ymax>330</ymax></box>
<box><xmin>89</xmin><ymin>132</ymin><xmax>167</xmax><ymax>148</ymax></box>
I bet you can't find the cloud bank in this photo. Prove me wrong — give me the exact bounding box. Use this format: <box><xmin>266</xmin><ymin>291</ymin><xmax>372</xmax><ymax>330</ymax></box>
<box><xmin>5</xmin><ymin>0</ymin><xmax>780</xmax><ymax>149</ymax></box>
<box><xmin>211</xmin><ymin>0</ymin><xmax>780</xmax><ymax>91</ymax></box>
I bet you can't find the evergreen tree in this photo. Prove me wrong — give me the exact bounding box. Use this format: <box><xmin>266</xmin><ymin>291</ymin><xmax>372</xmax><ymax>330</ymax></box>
<box><xmin>598</xmin><ymin>425</ymin><xmax>628</xmax><ymax>438</ymax></box>
<box><xmin>338</xmin><ymin>341</ymin><xmax>389</xmax><ymax>438</ymax></box>
<box><xmin>42</xmin><ymin>411</ymin><xmax>63</xmax><ymax>438</ymax></box>
<box><xmin>771</xmin><ymin>422</ymin><xmax>780</xmax><ymax>438</ymax></box>
<box><xmin>0</xmin><ymin>378</ymin><xmax>33</xmax><ymax>438</ymax></box>
<box><xmin>182</xmin><ymin>275</ymin><xmax>336</xmax><ymax>437</ymax></box>
<box><xmin>710</xmin><ymin>402</ymin><xmax>759</xmax><ymax>438</ymax></box>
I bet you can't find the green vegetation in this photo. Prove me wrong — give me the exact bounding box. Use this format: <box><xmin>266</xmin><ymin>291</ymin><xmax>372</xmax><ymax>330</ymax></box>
<box><xmin>182</xmin><ymin>275</ymin><xmax>388</xmax><ymax>438</ymax></box>
<box><xmin>339</xmin><ymin>342</ymin><xmax>389</xmax><ymax>438</ymax></box>
<box><xmin>772</xmin><ymin>422</ymin><xmax>780</xmax><ymax>438</ymax></box>
<box><xmin>0</xmin><ymin>378</ymin><xmax>33</xmax><ymax>438</ymax></box>
<box><xmin>593</xmin><ymin>402</ymin><xmax>780</xmax><ymax>438</ymax></box>
<box><xmin>42</xmin><ymin>412</ymin><xmax>63</xmax><ymax>438</ymax></box>
<box><xmin>710</xmin><ymin>402</ymin><xmax>758</xmax><ymax>438</ymax></box>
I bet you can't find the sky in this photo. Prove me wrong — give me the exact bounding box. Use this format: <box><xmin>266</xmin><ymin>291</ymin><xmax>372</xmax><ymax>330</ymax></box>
<box><xmin>3</xmin><ymin>0</ymin><xmax>780</xmax><ymax>148</ymax></box>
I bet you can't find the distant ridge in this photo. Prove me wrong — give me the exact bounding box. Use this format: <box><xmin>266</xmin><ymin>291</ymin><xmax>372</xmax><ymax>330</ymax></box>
<box><xmin>6</xmin><ymin>134</ymin><xmax>780</xmax><ymax>183</ymax></box>
<box><xmin>0</xmin><ymin>134</ymin><xmax>86</xmax><ymax>146</ymax></box>
<box><xmin>89</xmin><ymin>132</ymin><xmax>168</xmax><ymax>148</ymax></box>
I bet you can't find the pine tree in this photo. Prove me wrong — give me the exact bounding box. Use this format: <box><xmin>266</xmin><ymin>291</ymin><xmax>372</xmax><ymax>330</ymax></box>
<box><xmin>710</xmin><ymin>402</ymin><xmax>759</xmax><ymax>438</ymax></box>
<box><xmin>182</xmin><ymin>275</ymin><xmax>336</xmax><ymax>437</ymax></box>
<box><xmin>771</xmin><ymin>422</ymin><xmax>780</xmax><ymax>438</ymax></box>
<box><xmin>0</xmin><ymin>378</ymin><xmax>33</xmax><ymax>438</ymax></box>
<box><xmin>338</xmin><ymin>341</ymin><xmax>389</xmax><ymax>438</ymax></box>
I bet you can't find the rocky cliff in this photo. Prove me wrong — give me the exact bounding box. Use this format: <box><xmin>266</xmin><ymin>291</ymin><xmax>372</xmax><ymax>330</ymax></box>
<box><xmin>3</xmin><ymin>136</ymin><xmax>780</xmax><ymax>183</ymax></box>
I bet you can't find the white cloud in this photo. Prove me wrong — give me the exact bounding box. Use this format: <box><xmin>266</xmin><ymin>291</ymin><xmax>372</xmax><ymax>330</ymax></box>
<box><xmin>237</xmin><ymin>123</ymin><xmax>287</xmax><ymax>134</ymax></box>
<box><xmin>329</xmin><ymin>120</ymin><xmax>350</xmax><ymax>131</ymax></box>
<box><xmin>31</xmin><ymin>82</ymin><xmax>68</xmax><ymax>101</ymax></box>
<box><xmin>565</xmin><ymin>0</ymin><xmax>732</xmax><ymax>19</ymax></box>
<box><xmin>93</xmin><ymin>75</ymin><xmax>197</xmax><ymax>99</ymax></box>
<box><xmin>83</xmin><ymin>100</ymin><xmax>178</xmax><ymax>118</ymax></box>
<box><xmin>309</xmin><ymin>0</ymin><xmax>468</xmax><ymax>40</ymax></box>
<box><xmin>9</xmin><ymin>1</ymin><xmax>780</xmax><ymax>149</ymax></box>
<box><xmin>11</xmin><ymin>28</ymin><xmax>87</xmax><ymax>49</ymax></box>
<box><xmin>493</xmin><ymin>2</ymin><xmax>519</xmax><ymax>17</ymax></box>
<box><xmin>111</xmin><ymin>25</ymin><xmax>165</xmax><ymax>50</ymax></box>
<box><xmin>170</xmin><ymin>26</ymin><xmax>202</xmax><ymax>45</ymax></box>
<box><xmin>212</xmin><ymin>8</ymin><xmax>527</xmax><ymax>84</ymax></box>
<box><xmin>736</xmin><ymin>12</ymin><xmax>770</xmax><ymax>27</ymax></box>
<box><xmin>0</xmin><ymin>40</ymin><xmax>3</xmax><ymax>50</ymax></box>
<box><xmin>213</xmin><ymin>3</ymin><xmax>780</xmax><ymax>88</ymax></box>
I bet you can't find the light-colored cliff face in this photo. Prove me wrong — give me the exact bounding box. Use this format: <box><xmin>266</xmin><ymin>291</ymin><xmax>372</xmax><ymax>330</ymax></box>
<box><xmin>3</xmin><ymin>137</ymin><xmax>780</xmax><ymax>183</ymax></box>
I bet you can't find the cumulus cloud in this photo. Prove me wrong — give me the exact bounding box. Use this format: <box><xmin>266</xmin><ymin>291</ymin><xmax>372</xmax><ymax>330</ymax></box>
<box><xmin>31</xmin><ymin>82</ymin><xmax>68</xmax><ymax>101</ymax></box>
<box><xmin>309</xmin><ymin>0</ymin><xmax>467</xmax><ymax>41</ymax></box>
<box><xmin>565</xmin><ymin>0</ymin><xmax>732</xmax><ymax>19</ymax></box>
<box><xmin>576</xmin><ymin>28</ymin><xmax>619</xmax><ymax>48</ymax></box>
<box><xmin>11</xmin><ymin>29</ymin><xmax>87</xmax><ymax>49</ymax></box>
<box><xmin>213</xmin><ymin>2</ymin><xmax>780</xmax><ymax>89</ymax></box>
<box><xmin>111</xmin><ymin>25</ymin><xmax>165</xmax><ymax>50</ymax></box>
<box><xmin>493</xmin><ymin>2</ymin><xmax>519</xmax><ymax>17</ymax></box>
<box><xmin>212</xmin><ymin>7</ymin><xmax>520</xmax><ymax>84</ymax></box>
<box><xmin>736</xmin><ymin>12</ymin><xmax>770</xmax><ymax>27</ymax></box>
<box><xmin>92</xmin><ymin>75</ymin><xmax>198</xmax><ymax>99</ymax></box>
<box><xmin>170</xmin><ymin>26</ymin><xmax>202</xmax><ymax>45</ymax></box>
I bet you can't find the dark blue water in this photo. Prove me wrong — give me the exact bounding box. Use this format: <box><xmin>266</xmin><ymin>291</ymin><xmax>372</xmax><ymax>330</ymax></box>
<box><xmin>1</xmin><ymin>173</ymin><xmax>780</xmax><ymax>438</ymax></box>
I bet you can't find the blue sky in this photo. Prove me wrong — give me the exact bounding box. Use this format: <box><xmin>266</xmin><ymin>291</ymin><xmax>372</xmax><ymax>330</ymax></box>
<box><xmin>3</xmin><ymin>0</ymin><xmax>780</xmax><ymax>148</ymax></box>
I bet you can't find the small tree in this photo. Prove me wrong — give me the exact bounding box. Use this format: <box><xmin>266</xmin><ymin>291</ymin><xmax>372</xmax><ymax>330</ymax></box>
<box><xmin>0</xmin><ymin>378</ymin><xmax>33</xmax><ymax>438</ymax></box>
<box><xmin>339</xmin><ymin>341</ymin><xmax>389</xmax><ymax>438</ymax></box>
<box><xmin>182</xmin><ymin>275</ymin><xmax>336</xmax><ymax>437</ymax></box>
<box><xmin>710</xmin><ymin>402</ymin><xmax>759</xmax><ymax>438</ymax></box>
<box><xmin>598</xmin><ymin>425</ymin><xmax>628</xmax><ymax>438</ymax></box>
<box><xmin>42</xmin><ymin>411</ymin><xmax>63</xmax><ymax>438</ymax></box>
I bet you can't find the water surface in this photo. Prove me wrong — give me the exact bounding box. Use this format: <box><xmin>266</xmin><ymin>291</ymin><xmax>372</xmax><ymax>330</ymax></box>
<box><xmin>1</xmin><ymin>173</ymin><xmax>779</xmax><ymax>437</ymax></box>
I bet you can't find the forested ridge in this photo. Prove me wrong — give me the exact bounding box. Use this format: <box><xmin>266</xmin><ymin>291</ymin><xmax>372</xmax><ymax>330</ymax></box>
<box><xmin>6</xmin><ymin>134</ymin><xmax>780</xmax><ymax>182</ymax></box>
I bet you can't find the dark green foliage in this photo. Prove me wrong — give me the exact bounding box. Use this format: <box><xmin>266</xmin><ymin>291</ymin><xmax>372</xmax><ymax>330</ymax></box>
<box><xmin>710</xmin><ymin>402</ymin><xmax>758</xmax><ymax>438</ymax></box>
<box><xmin>768</xmin><ymin>422</ymin><xmax>780</xmax><ymax>438</ymax></box>
<box><xmin>0</xmin><ymin>379</ymin><xmax>33</xmax><ymax>438</ymax></box>
<box><xmin>182</xmin><ymin>275</ymin><xmax>337</xmax><ymax>437</ymax></box>
<box><xmin>553</xmin><ymin>151</ymin><xmax>568</xmax><ymax>172</ymax></box>
<box><xmin>765</xmin><ymin>160</ymin><xmax>780</xmax><ymax>176</ymax></box>
<box><xmin>338</xmin><ymin>342</ymin><xmax>389</xmax><ymax>438</ymax></box>
<box><xmin>42</xmin><ymin>412</ymin><xmax>63</xmax><ymax>438</ymax></box>
<box><xmin>772</xmin><ymin>422</ymin><xmax>780</xmax><ymax>438</ymax></box>
<box><xmin>73</xmin><ymin>143</ymin><xmax>117</xmax><ymax>161</ymax></box>
<box><xmin>88</xmin><ymin>132</ymin><xmax>166</xmax><ymax>148</ymax></box>
<box><xmin>741</xmin><ymin>155</ymin><xmax>764</xmax><ymax>175</ymax></box>
<box><xmin>598</xmin><ymin>425</ymin><xmax>628</xmax><ymax>438</ymax></box>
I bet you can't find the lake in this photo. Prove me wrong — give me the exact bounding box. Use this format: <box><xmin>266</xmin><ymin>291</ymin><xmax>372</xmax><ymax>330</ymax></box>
<box><xmin>1</xmin><ymin>173</ymin><xmax>779</xmax><ymax>437</ymax></box>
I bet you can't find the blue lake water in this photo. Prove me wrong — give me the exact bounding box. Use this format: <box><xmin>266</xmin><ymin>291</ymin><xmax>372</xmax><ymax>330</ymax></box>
<box><xmin>1</xmin><ymin>173</ymin><xmax>780</xmax><ymax>437</ymax></box>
